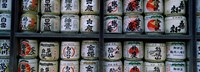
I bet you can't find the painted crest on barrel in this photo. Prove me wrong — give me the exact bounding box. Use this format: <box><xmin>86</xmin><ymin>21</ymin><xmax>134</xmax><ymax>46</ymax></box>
<box><xmin>62</xmin><ymin>66</ymin><xmax>75</xmax><ymax>72</ymax></box>
<box><xmin>64</xmin><ymin>18</ymin><xmax>72</xmax><ymax>30</ymax></box>
<box><xmin>108</xmin><ymin>46</ymin><xmax>120</xmax><ymax>59</ymax></box>
<box><xmin>169</xmin><ymin>20</ymin><xmax>185</xmax><ymax>33</ymax></box>
<box><xmin>129</xmin><ymin>46</ymin><xmax>139</xmax><ymax>58</ymax></box>
<box><xmin>64</xmin><ymin>0</ymin><xmax>73</xmax><ymax>10</ymax></box>
<box><xmin>21</xmin><ymin>16</ymin><xmax>36</xmax><ymax>31</ymax></box>
<box><xmin>85</xmin><ymin>18</ymin><xmax>93</xmax><ymax>32</ymax></box>
<box><xmin>85</xmin><ymin>0</ymin><xmax>94</xmax><ymax>12</ymax></box>
<box><xmin>0</xmin><ymin>61</ymin><xmax>8</xmax><ymax>72</ymax></box>
<box><xmin>0</xmin><ymin>41</ymin><xmax>9</xmax><ymax>56</ymax></box>
<box><xmin>130</xmin><ymin>66</ymin><xmax>140</xmax><ymax>72</ymax></box>
<box><xmin>170</xmin><ymin>1</ymin><xmax>184</xmax><ymax>13</ymax></box>
<box><xmin>126</xmin><ymin>0</ymin><xmax>142</xmax><ymax>12</ymax></box>
<box><xmin>107</xmin><ymin>1</ymin><xmax>119</xmax><ymax>13</ymax></box>
<box><xmin>146</xmin><ymin>0</ymin><xmax>160</xmax><ymax>11</ymax></box>
<box><xmin>43</xmin><ymin>18</ymin><xmax>51</xmax><ymax>31</ymax></box>
<box><xmin>63</xmin><ymin>46</ymin><xmax>75</xmax><ymax>59</ymax></box>
<box><xmin>147</xmin><ymin>19</ymin><xmax>161</xmax><ymax>31</ymax></box>
<box><xmin>44</xmin><ymin>0</ymin><xmax>52</xmax><ymax>12</ymax></box>
<box><xmin>23</xmin><ymin>0</ymin><xmax>37</xmax><ymax>11</ymax></box>
<box><xmin>86</xmin><ymin>45</ymin><xmax>95</xmax><ymax>57</ymax></box>
<box><xmin>20</xmin><ymin>41</ymin><xmax>35</xmax><ymax>57</ymax></box>
<box><xmin>18</xmin><ymin>60</ymin><xmax>35</xmax><ymax>72</ymax></box>
<box><xmin>107</xmin><ymin>20</ymin><xmax>118</xmax><ymax>32</ymax></box>
<box><xmin>149</xmin><ymin>47</ymin><xmax>162</xmax><ymax>60</ymax></box>
<box><xmin>126</xmin><ymin>17</ymin><xmax>142</xmax><ymax>32</ymax></box>
<box><xmin>0</xmin><ymin>14</ymin><xmax>10</xmax><ymax>30</ymax></box>
<box><xmin>41</xmin><ymin>48</ymin><xmax>52</xmax><ymax>59</ymax></box>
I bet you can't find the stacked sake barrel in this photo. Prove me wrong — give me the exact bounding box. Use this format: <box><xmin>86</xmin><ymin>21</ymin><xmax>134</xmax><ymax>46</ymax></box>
<box><xmin>19</xmin><ymin>0</ymin><xmax>100</xmax><ymax>34</ymax></box>
<box><xmin>102</xmin><ymin>0</ymin><xmax>188</xmax><ymax>72</ymax></box>
<box><xmin>60</xmin><ymin>40</ymin><xmax>99</xmax><ymax>72</ymax></box>
<box><xmin>102</xmin><ymin>41</ymin><xmax>187</xmax><ymax>72</ymax></box>
<box><xmin>0</xmin><ymin>0</ymin><xmax>12</xmax><ymax>33</ymax></box>
<box><xmin>60</xmin><ymin>0</ymin><xmax>100</xmax><ymax>34</ymax></box>
<box><xmin>123</xmin><ymin>41</ymin><xmax>144</xmax><ymax>72</ymax></box>
<box><xmin>79</xmin><ymin>0</ymin><xmax>100</xmax><ymax>34</ymax></box>
<box><xmin>144</xmin><ymin>42</ymin><xmax>187</xmax><ymax>72</ymax></box>
<box><xmin>80</xmin><ymin>40</ymin><xmax>99</xmax><ymax>72</ymax></box>
<box><xmin>18</xmin><ymin>39</ymin><xmax>38</xmax><ymax>72</ymax></box>
<box><xmin>197</xmin><ymin>0</ymin><xmax>200</xmax><ymax>33</ymax></box>
<box><xmin>104</xmin><ymin>0</ymin><xmax>187</xmax><ymax>35</ymax></box>
<box><xmin>0</xmin><ymin>40</ymin><xmax>10</xmax><ymax>72</ymax></box>
<box><xmin>165</xmin><ymin>42</ymin><xmax>187</xmax><ymax>72</ymax></box>
<box><xmin>164</xmin><ymin>0</ymin><xmax>187</xmax><ymax>35</ymax></box>
<box><xmin>0</xmin><ymin>1</ymin><xmax>12</xmax><ymax>69</ymax></box>
<box><xmin>197</xmin><ymin>1</ymin><xmax>200</xmax><ymax>71</ymax></box>
<box><xmin>39</xmin><ymin>0</ymin><xmax>60</xmax><ymax>33</ymax></box>
<box><xmin>104</xmin><ymin>0</ymin><xmax>123</xmax><ymax>34</ymax></box>
<box><xmin>103</xmin><ymin>42</ymin><xmax>122</xmax><ymax>72</ymax></box>
<box><xmin>18</xmin><ymin>40</ymin><xmax>100</xmax><ymax>72</ymax></box>
<box><xmin>20</xmin><ymin>0</ymin><xmax>39</xmax><ymax>33</ymax></box>
<box><xmin>196</xmin><ymin>41</ymin><xmax>200</xmax><ymax>72</ymax></box>
<box><xmin>164</xmin><ymin>0</ymin><xmax>187</xmax><ymax>71</ymax></box>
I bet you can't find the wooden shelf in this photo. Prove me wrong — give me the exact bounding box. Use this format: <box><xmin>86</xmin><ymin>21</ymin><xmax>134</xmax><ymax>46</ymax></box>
<box><xmin>0</xmin><ymin>32</ymin><xmax>10</xmax><ymax>38</ymax></box>
<box><xmin>196</xmin><ymin>35</ymin><xmax>200</xmax><ymax>40</ymax></box>
<box><xmin>104</xmin><ymin>34</ymin><xmax>191</xmax><ymax>40</ymax></box>
<box><xmin>15</xmin><ymin>33</ymin><xmax>99</xmax><ymax>39</ymax></box>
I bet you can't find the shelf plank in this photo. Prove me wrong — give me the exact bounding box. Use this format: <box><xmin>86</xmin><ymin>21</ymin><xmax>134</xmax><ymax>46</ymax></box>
<box><xmin>104</xmin><ymin>34</ymin><xmax>191</xmax><ymax>40</ymax></box>
<box><xmin>15</xmin><ymin>33</ymin><xmax>191</xmax><ymax>40</ymax></box>
<box><xmin>196</xmin><ymin>35</ymin><xmax>200</xmax><ymax>40</ymax></box>
<box><xmin>0</xmin><ymin>32</ymin><xmax>10</xmax><ymax>37</ymax></box>
<box><xmin>15</xmin><ymin>33</ymin><xmax>99</xmax><ymax>38</ymax></box>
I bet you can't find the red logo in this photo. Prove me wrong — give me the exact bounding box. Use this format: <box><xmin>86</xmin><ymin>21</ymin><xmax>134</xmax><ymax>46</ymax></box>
<box><xmin>20</xmin><ymin>41</ymin><xmax>31</xmax><ymax>57</ymax></box>
<box><xmin>126</xmin><ymin>0</ymin><xmax>141</xmax><ymax>11</ymax></box>
<box><xmin>128</xmin><ymin>46</ymin><xmax>139</xmax><ymax>58</ymax></box>
<box><xmin>30</xmin><ymin>18</ymin><xmax>36</xmax><ymax>29</ymax></box>
<box><xmin>63</xmin><ymin>47</ymin><xmax>75</xmax><ymax>57</ymax></box>
<box><xmin>130</xmin><ymin>0</ymin><xmax>138</xmax><ymax>9</ymax></box>
<box><xmin>147</xmin><ymin>19</ymin><xmax>161</xmax><ymax>31</ymax></box>
<box><xmin>126</xmin><ymin>18</ymin><xmax>141</xmax><ymax>32</ymax></box>
<box><xmin>31</xmin><ymin>0</ymin><xmax>37</xmax><ymax>9</ymax></box>
<box><xmin>62</xmin><ymin>66</ymin><xmax>74</xmax><ymax>72</ymax></box>
<box><xmin>18</xmin><ymin>62</ymin><xmax>31</xmax><ymax>72</ymax></box>
<box><xmin>146</xmin><ymin>0</ymin><xmax>160</xmax><ymax>11</ymax></box>
<box><xmin>130</xmin><ymin>66</ymin><xmax>140</xmax><ymax>72</ymax></box>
